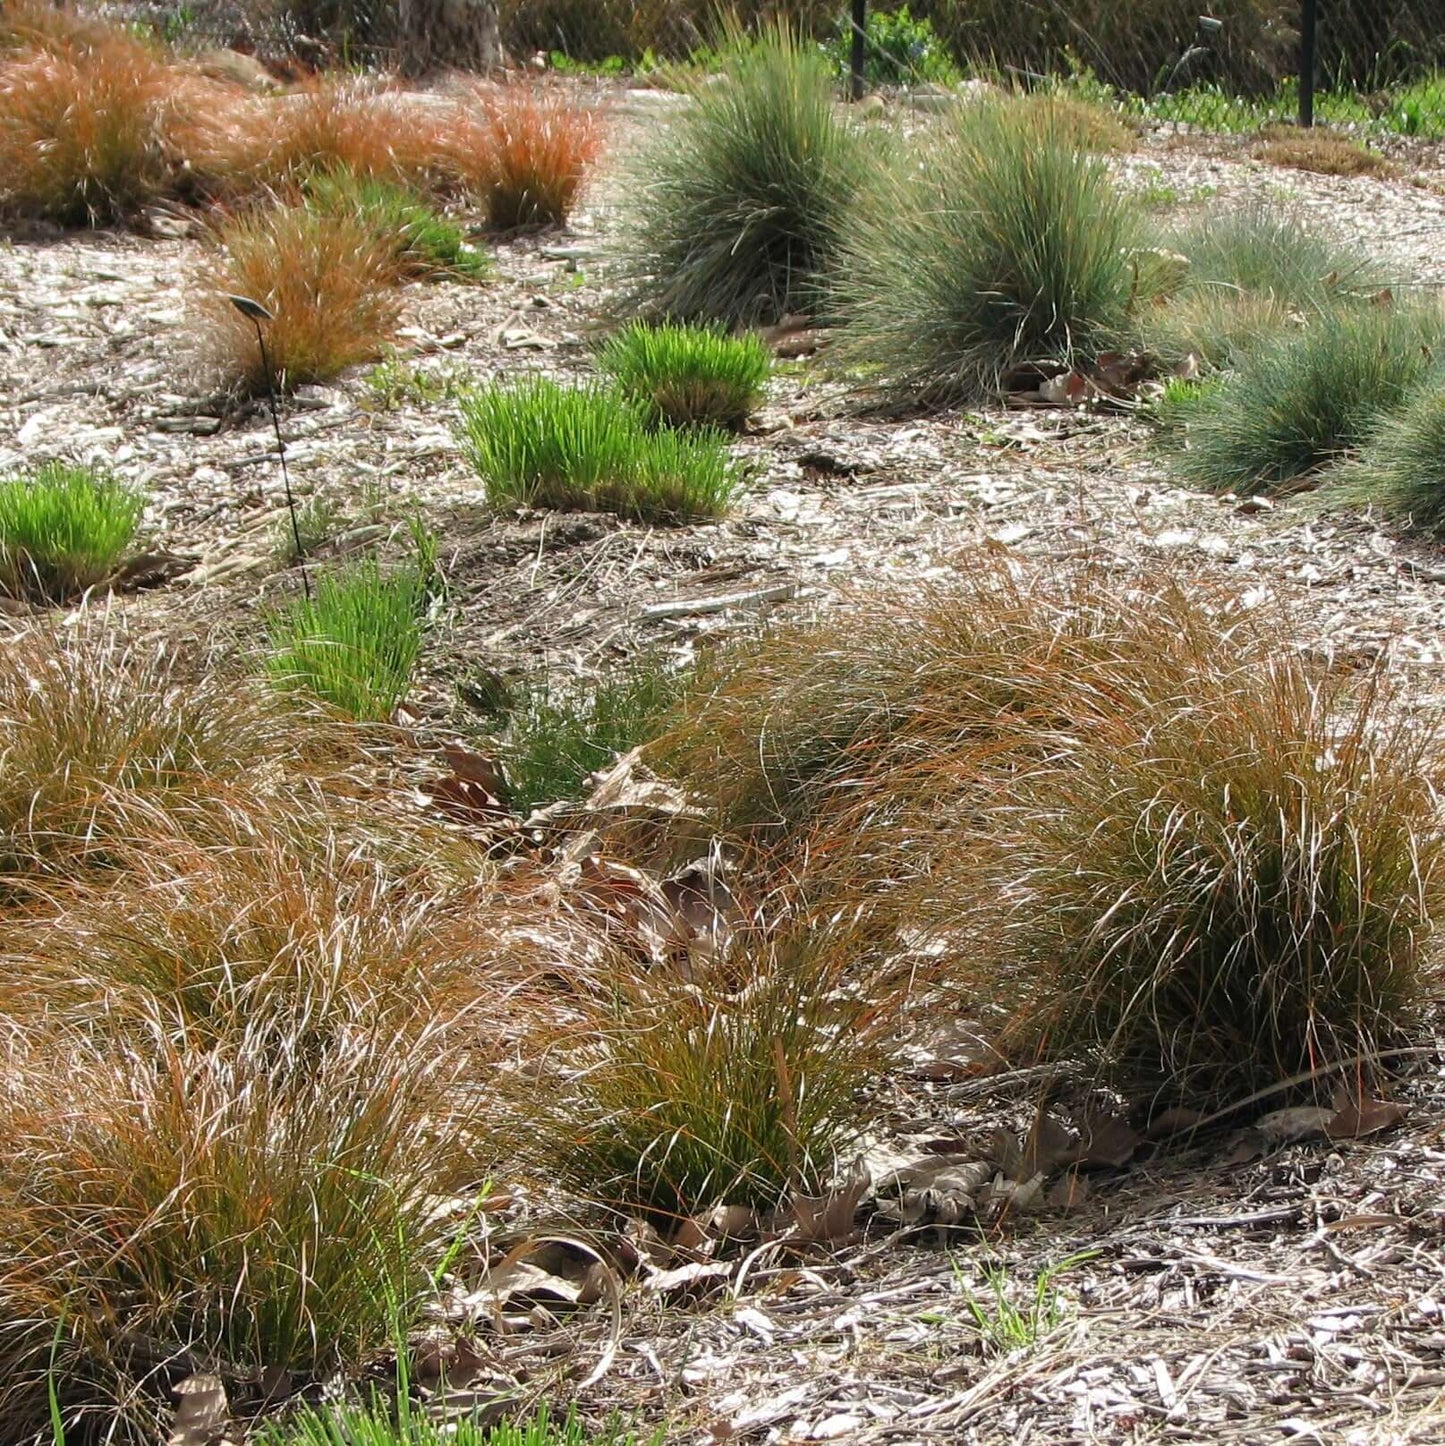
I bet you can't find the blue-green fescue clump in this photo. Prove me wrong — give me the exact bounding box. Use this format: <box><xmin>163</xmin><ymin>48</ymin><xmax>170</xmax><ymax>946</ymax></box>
<box><xmin>596</xmin><ymin>321</ymin><xmax>771</xmax><ymax>430</ymax></box>
<box><xmin>1146</xmin><ymin>201</ymin><xmax>1386</xmax><ymax>368</ymax></box>
<box><xmin>616</xmin><ymin>19</ymin><xmax>869</xmax><ymax>326</ymax></box>
<box><xmin>264</xmin><ymin>539</ymin><xmax>436</xmax><ymax>721</ymax></box>
<box><xmin>1323</xmin><ymin>380</ymin><xmax>1445</xmax><ymax>536</ymax></box>
<box><xmin>458</xmin><ymin>376</ymin><xmax>739</xmax><ymax>523</ymax></box>
<box><xmin>1167</xmin><ymin>303</ymin><xmax>1445</xmax><ymax>496</ymax></box>
<box><xmin>836</xmin><ymin>97</ymin><xmax>1146</xmax><ymax>401</ymax></box>
<box><xmin>0</xmin><ymin>460</ymin><xmax>144</xmax><ymax>602</ymax></box>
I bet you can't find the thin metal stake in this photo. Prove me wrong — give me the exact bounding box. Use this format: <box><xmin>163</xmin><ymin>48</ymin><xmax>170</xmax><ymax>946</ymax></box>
<box><xmin>226</xmin><ymin>294</ymin><xmax>310</xmax><ymax>601</ymax></box>
<box><xmin>1299</xmin><ymin>0</ymin><xmax>1318</xmax><ymax>128</ymax></box>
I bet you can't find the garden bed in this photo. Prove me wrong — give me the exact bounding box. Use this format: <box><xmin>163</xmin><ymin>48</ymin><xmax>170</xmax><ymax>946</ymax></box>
<box><xmin>5</xmin><ymin>50</ymin><xmax>1445</xmax><ymax>1444</ymax></box>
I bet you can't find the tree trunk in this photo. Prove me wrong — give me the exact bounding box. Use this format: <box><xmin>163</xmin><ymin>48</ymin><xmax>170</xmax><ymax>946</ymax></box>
<box><xmin>397</xmin><ymin>0</ymin><xmax>498</xmax><ymax>77</ymax></box>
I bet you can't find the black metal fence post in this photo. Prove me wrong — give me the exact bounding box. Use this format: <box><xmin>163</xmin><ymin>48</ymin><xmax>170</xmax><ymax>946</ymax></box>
<box><xmin>1299</xmin><ymin>0</ymin><xmax>1318</xmax><ymax>126</ymax></box>
<box><xmin>850</xmin><ymin>0</ymin><xmax>866</xmax><ymax>100</ymax></box>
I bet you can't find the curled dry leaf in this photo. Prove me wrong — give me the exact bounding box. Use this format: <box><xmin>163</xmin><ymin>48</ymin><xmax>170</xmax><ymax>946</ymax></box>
<box><xmin>424</xmin><ymin>742</ymin><xmax>509</xmax><ymax>825</ymax></box>
<box><xmin>791</xmin><ymin>1158</ymin><xmax>871</xmax><ymax>1245</ymax></box>
<box><xmin>475</xmin><ymin>1235</ymin><xmax>623</xmax><ymax>1391</ymax></box>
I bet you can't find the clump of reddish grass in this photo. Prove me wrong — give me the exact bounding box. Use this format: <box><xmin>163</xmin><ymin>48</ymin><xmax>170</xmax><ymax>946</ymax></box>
<box><xmin>653</xmin><ymin>565</ymin><xmax>1445</xmax><ymax>1109</ymax></box>
<box><xmin>0</xmin><ymin>630</ymin><xmax>350</xmax><ymax>887</ymax></box>
<box><xmin>650</xmin><ymin>563</ymin><xmax>1183</xmax><ymax>851</ymax></box>
<box><xmin>0</xmin><ymin>0</ymin><xmax>124</xmax><ymax>57</ymax></box>
<box><xmin>198</xmin><ymin>80</ymin><xmax>468</xmax><ymax>199</ymax></box>
<box><xmin>6</xmin><ymin>821</ymin><xmax>491</xmax><ymax>1047</ymax></box>
<box><xmin>0</xmin><ymin>31</ymin><xmax>190</xmax><ymax>223</ymax></box>
<box><xmin>199</xmin><ymin>198</ymin><xmax>404</xmax><ymax>395</ymax></box>
<box><xmin>0</xmin><ymin>1013</ymin><xmax>496</xmax><ymax>1443</ymax></box>
<box><xmin>516</xmin><ymin>921</ymin><xmax>890</xmax><ymax>1221</ymax></box>
<box><xmin>455</xmin><ymin>84</ymin><xmax>603</xmax><ymax>230</ymax></box>
<box><xmin>948</xmin><ymin>631</ymin><xmax>1445</xmax><ymax>1108</ymax></box>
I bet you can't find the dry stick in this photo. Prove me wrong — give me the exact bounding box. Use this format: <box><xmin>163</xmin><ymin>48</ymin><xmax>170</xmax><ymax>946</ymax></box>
<box><xmin>226</xmin><ymin>294</ymin><xmax>311</xmax><ymax>600</ymax></box>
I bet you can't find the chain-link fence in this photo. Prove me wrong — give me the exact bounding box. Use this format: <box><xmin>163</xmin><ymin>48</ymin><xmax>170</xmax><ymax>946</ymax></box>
<box><xmin>102</xmin><ymin>1</ymin><xmax>1445</xmax><ymax>137</ymax></box>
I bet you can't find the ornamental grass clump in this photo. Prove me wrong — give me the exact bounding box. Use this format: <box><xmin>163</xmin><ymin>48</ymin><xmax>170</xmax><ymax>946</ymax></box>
<box><xmin>597</xmin><ymin>321</ymin><xmax>771</xmax><ymax>430</ymax></box>
<box><xmin>304</xmin><ymin>168</ymin><xmax>490</xmax><ymax>280</ymax></box>
<box><xmin>616</xmin><ymin>19</ymin><xmax>868</xmax><ymax>326</ymax></box>
<box><xmin>466</xmin><ymin>84</ymin><xmax>602</xmax><ymax>230</ymax></box>
<box><xmin>458</xmin><ymin>377</ymin><xmax>739</xmax><ymax>523</ymax></box>
<box><xmin>0</xmin><ymin>28</ymin><xmax>185</xmax><ymax>223</ymax></box>
<box><xmin>7</xmin><ymin>824</ymin><xmax>482</xmax><ymax>1047</ymax></box>
<box><xmin>836</xmin><ymin>97</ymin><xmax>1146</xmax><ymax>402</ymax></box>
<box><xmin>1323</xmin><ymin>379</ymin><xmax>1445</xmax><ymax>536</ymax></box>
<box><xmin>0</xmin><ymin>631</ymin><xmax>331</xmax><ymax>886</ymax></box>
<box><xmin>0</xmin><ymin>461</ymin><xmax>143</xmax><ymax>603</ymax></box>
<box><xmin>1148</xmin><ymin>202</ymin><xmax>1386</xmax><ymax>368</ymax></box>
<box><xmin>200</xmin><ymin>199</ymin><xmax>404</xmax><ymax>395</ymax></box>
<box><xmin>264</xmin><ymin>547</ymin><xmax>435</xmax><ymax>723</ymax></box>
<box><xmin>200</xmin><ymin>79</ymin><xmax>462</xmax><ymax>198</ymax></box>
<box><xmin>0</xmin><ymin>1016</ymin><xmax>493</xmax><ymax>1443</ymax></box>
<box><xmin>1167</xmin><ymin>302</ymin><xmax>1445</xmax><ymax>496</ymax></box>
<box><xmin>953</xmin><ymin>636</ymin><xmax>1444</xmax><ymax>1106</ymax></box>
<box><xmin>524</xmin><ymin>930</ymin><xmax>880</xmax><ymax>1219</ymax></box>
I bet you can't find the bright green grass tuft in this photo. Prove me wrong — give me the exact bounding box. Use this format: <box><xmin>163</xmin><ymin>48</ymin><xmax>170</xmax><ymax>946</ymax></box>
<box><xmin>263</xmin><ymin>545</ymin><xmax>435</xmax><ymax>722</ymax></box>
<box><xmin>0</xmin><ymin>461</ymin><xmax>144</xmax><ymax>603</ymax></box>
<box><xmin>457</xmin><ymin>377</ymin><xmax>739</xmax><ymax>523</ymax></box>
<box><xmin>615</xmin><ymin>19</ymin><xmax>870</xmax><ymax>326</ymax></box>
<box><xmin>596</xmin><ymin>321</ymin><xmax>771</xmax><ymax>430</ymax></box>
<box><xmin>258</xmin><ymin>1401</ymin><xmax>632</xmax><ymax>1446</ymax></box>
<box><xmin>496</xmin><ymin>654</ymin><xmax>687</xmax><ymax>814</ymax></box>
<box><xmin>304</xmin><ymin>169</ymin><xmax>491</xmax><ymax>280</ymax></box>
<box><xmin>1166</xmin><ymin>304</ymin><xmax>1445</xmax><ymax>496</ymax></box>
<box><xmin>836</xmin><ymin>96</ymin><xmax>1146</xmax><ymax>402</ymax></box>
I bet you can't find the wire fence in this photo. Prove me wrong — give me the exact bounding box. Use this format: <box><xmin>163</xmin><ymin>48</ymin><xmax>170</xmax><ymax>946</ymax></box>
<box><xmin>105</xmin><ymin>1</ymin><xmax>1445</xmax><ymax>137</ymax></box>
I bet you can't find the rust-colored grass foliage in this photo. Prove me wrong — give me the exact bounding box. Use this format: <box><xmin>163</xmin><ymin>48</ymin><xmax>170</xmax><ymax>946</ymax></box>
<box><xmin>199</xmin><ymin>198</ymin><xmax>404</xmax><ymax>394</ymax></box>
<box><xmin>0</xmin><ymin>28</ymin><xmax>188</xmax><ymax>223</ymax></box>
<box><xmin>459</xmin><ymin>83</ymin><xmax>603</xmax><ymax>230</ymax></box>
<box><xmin>943</xmin><ymin>627</ymin><xmax>1442</xmax><ymax>1107</ymax></box>
<box><xmin>652</xmin><ymin>563</ymin><xmax>1445</xmax><ymax>1108</ymax></box>
<box><xmin>0</xmin><ymin>1014</ymin><xmax>497</xmax><ymax>1442</ymax></box>
<box><xmin>0</xmin><ymin>624</ymin><xmax>515</xmax><ymax>1441</ymax></box>
<box><xmin>199</xmin><ymin>79</ymin><xmax>464</xmax><ymax>196</ymax></box>
<box><xmin>0</xmin><ymin>630</ymin><xmax>343</xmax><ymax>887</ymax></box>
<box><xmin>512</xmin><ymin>919</ymin><xmax>895</xmax><ymax>1221</ymax></box>
<box><xmin>1253</xmin><ymin>123</ymin><xmax>1394</xmax><ymax>178</ymax></box>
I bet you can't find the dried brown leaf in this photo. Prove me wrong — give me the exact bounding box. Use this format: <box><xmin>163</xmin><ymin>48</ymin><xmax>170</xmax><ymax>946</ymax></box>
<box><xmin>168</xmin><ymin>1374</ymin><xmax>229</xmax><ymax>1446</ymax></box>
<box><xmin>1326</xmin><ymin>1090</ymin><xmax>1408</xmax><ymax>1140</ymax></box>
